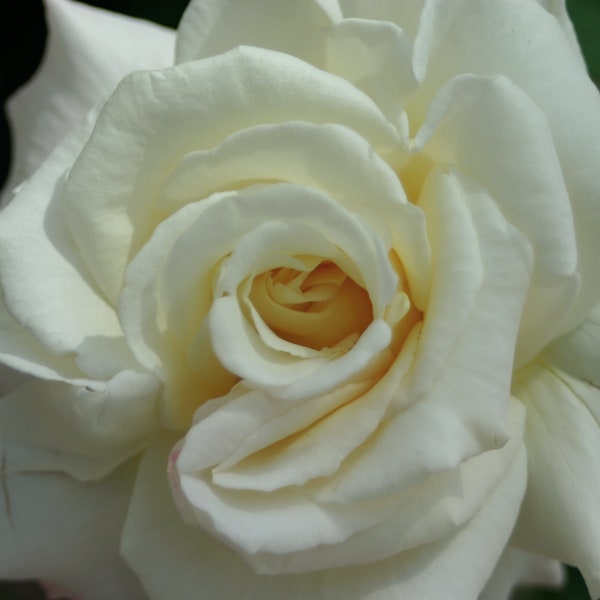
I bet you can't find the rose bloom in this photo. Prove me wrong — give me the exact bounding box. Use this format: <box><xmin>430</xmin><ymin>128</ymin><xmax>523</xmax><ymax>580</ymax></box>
<box><xmin>0</xmin><ymin>0</ymin><xmax>599</xmax><ymax>599</ymax></box>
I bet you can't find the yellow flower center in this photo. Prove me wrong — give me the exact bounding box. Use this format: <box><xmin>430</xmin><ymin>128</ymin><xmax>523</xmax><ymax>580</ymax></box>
<box><xmin>249</xmin><ymin>259</ymin><xmax>373</xmax><ymax>351</ymax></box>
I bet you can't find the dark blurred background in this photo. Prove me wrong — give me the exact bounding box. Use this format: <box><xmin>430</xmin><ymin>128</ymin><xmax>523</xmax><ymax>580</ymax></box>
<box><xmin>0</xmin><ymin>0</ymin><xmax>598</xmax><ymax>598</ymax></box>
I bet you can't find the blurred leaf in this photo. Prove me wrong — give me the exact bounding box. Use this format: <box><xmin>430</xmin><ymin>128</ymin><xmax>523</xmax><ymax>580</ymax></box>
<box><xmin>567</xmin><ymin>0</ymin><xmax>600</xmax><ymax>83</ymax></box>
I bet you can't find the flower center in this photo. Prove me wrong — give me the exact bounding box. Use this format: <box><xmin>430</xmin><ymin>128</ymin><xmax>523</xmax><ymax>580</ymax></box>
<box><xmin>249</xmin><ymin>259</ymin><xmax>373</xmax><ymax>351</ymax></box>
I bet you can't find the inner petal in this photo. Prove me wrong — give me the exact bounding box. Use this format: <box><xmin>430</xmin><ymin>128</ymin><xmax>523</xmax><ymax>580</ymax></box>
<box><xmin>250</xmin><ymin>260</ymin><xmax>373</xmax><ymax>350</ymax></box>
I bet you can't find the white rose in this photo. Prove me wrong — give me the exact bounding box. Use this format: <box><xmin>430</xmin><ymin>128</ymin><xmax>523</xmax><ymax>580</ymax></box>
<box><xmin>0</xmin><ymin>1</ymin><xmax>598</xmax><ymax>600</ymax></box>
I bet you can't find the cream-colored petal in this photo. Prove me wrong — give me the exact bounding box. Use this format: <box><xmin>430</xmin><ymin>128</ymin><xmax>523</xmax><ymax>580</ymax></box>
<box><xmin>62</xmin><ymin>46</ymin><xmax>402</xmax><ymax>303</ymax></box>
<box><xmin>124</xmin><ymin>432</ymin><xmax>526</xmax><ymax>600</ymax></box>
<box><xmin>177</xmin><ymin>325</ymin><xmax>417</xmax><ymax>487</ymax></box>
<box><xmin>0</xmin><ymin>364</ymin><xmax>29</xmax><ymax>398</ymax></box>
<box><xmin>512</xmin><ymin>362</ymin><xmax>600</xmax><ymax>598</ymax></box>
<box><xmin>0</xmin><ymin>106</ymin><xmax>133</xmax><ymax>380</ymax></box>
<box><xmin>171</xmin><ymin>184</ymin><xmax>394</xmax><ymax>404</ymax></box>
<box><xmin>211</xmin><ymin>295</ymin><xmax>391</xmax><ymax>401</ymax></box>
<box><xmin>299</xmin><ymin>18</ymin><xmax>418</xmax><ymax>125</ymax></box>
<box><xmin>0</xmin><ymin>372</ymin><xmax>160</xmax><ymax>481</ymax></box>
<box><xmin>413</xmin><ymin>73</ymin><xmax>579</xmax><ymax>365</ymax></box>
<box><xmin>176</xmin><ymin>0</ymin><xmax>333</xmax><ymax>63</ymax></box>
<box><xmin>173</xmin><ymin>396</ymin><xmax>525</xmax><ymax>574</ymax></box>
<box><xmin>542</xmin><ymin>301</ymin><xmax>600</xmax><ymax>387</ymax></box>
<box><xmin>318</xmin><ymin>169</ymin><xmax>532</xmax><ymax>505</ymax></box>
<box><xmin>0</xmin><ymin>293</ymin><xmax>88</xmax><ymax>384</ymax></box>
<box><xmin>479</xmin><ymin>547</ymin><xmax>564</xmax><ymax>600</ymax></box>
<box><xmin>3</xmin><ymin>0</ymin><xmax>174</xmax><ymax>198</ymax></box>
<box><xmin>122</xmin><ymin>180</ymin><xmax>400</xmax><ymax>428</ymax></box>
<box><xmin>337</xmin><ymin>0</ymin><xmax>426</xmax><ymax>41</ymax></box>
<box><xmin>0</xmin><ymin>457</ymin><xmax>145</xmax><ymax>600</ymax></box>
<box><xmin>535</xmin><ymin>0</ymin><xmax>586</xmax><ymax>65</ymax></box>
<box><xmin>159</xmin><ymin>121</ymin><xmax>407</xmax><ymax>241</ymax></box>
<box><xmin>410</xmin><ymin>0</ymin><xmax>600</xmax><ymax>335</ymax></box>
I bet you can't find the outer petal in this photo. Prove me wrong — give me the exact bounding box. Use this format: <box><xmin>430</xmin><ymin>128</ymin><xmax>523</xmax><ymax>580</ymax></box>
<box><xmin>512</xmin><ymin>362</ymin><xmax>600</xmax><ymax>598</ymax></box>
<box><xmin>0</xmin><ymin>107</ymin><xmax>139</xmax><ymax>381</ymax></box>
<box><xmin>408</xmin><ymin>0</ymin><xmax>600</xmax><ymax>334</ymax></box>
<box><xmin>0</xmin><ymin>373</ymin><xmax>160</xmax><ymax>480</ymax></box>
<box><xmin>535</xmin><ymin>0</ymin><xmax>587</xmax><ymax>65</ymax></box>
<box><xmin>3</xmin><ymin>0</ymin><xmax>175</xmax><ymax>199</ymax></box>
<box><xmin>298</xmin><ymin>18</ymin><xmax>419</xmax><ymax>127</ymax></box>
<box><xmin>0</xmin><ymin>292</ymin><xmax>101</xmax><ymax>386</ymax></box>
<box><xmin>542</xmin><ymin>301</ymin><xmax>600</xmax><ymax>388</ymax></box>
<box><xmin>0</xmin><ymin>456</ymin><xmax>145</xmax><ymax>600</ymax></box>
<box><xmin>0</xmin><ymin>364</ymin><xmax>28</xmax><ymax>398</ymax></box>
<box><xmin>123</xmin><ymin>433</ymin><xmax>527</xmax><ymax>600</ymax></box>
<box><xmin>337</xmin><ymin>0</ymin><xmax>425</xmax><ymax>40</ymax></box>
<box><xmin>176</xmin><ymin>0</ymin><xmax>334</xmax><ymax>63</ymax></box>
<box><xmin>479</xmin><ymin>548</ymin><xmax>564</xmax><ymax>600</ymax></box>
<box><xmin>175</xmin><ymin>0</ymin><xmax>427</xmax><ymax>64</ymax></box>
<box><xmin>412</xmin><ymin>73</ymin><xmax>578</xmax><ymax>365</ymax></box>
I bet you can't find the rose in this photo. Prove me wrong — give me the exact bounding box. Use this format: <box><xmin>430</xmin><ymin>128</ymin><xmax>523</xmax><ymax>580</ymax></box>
<box><xmin>0</xmin><ymin>1</ymin><xmax>599</xmax><ymax>600</ymax></box>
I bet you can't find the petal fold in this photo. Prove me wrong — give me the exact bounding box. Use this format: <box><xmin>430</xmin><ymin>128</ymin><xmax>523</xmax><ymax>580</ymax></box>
<box><xmin>479</xmin><ymin>547</ymin><xmax>564</xmax><ymax>600</ymax></box>
<box><xmin>4</xmin><ymin>0</ymin><xmax>175</xmax><ymax>197</ymax></box>
<box><xmin>176</xmin><ymin>0</ymin><xmax>333</xmax><ymax>63</ymax></box>
<box><xmin>409</xmin><ymin>0</ymin><xmax>600</xmax><ymax>334</ymax></box>
<box><xmin>542</xmin><ymin>301</ymin><xmax>600</xmax><ymax>388</ymax></box>
<box><xmin>0</xmin><ymin>456</ymin><xmax>145</xmax><ymax>600</ymax></box>
<box><xmin>413</xmin><ymin>73</ymin><xmax>578</xmax><ymax>364</ymax></box>
<box><xmin>62</xmin><ymin>47</ymin><xmax>402</xmax><ymax>303</ymax></box>
<box><xmin>124</xmin><ymin>432</ymin><xmax>527</xmax><ymax>600</ymax></box>
<box><xmin>0</xmin><ymin>373</ymin><xmax>160</xmax><ymax>480</ymax></box>
<box><xmin>512</xmin><ymin>362</ymin><xmax>600</xmax><ymax>598</ymax></box>
<box><xmin>0</xmin><ymin>106</ymin><xmax>130</xmax><ymax>377</ymax></box>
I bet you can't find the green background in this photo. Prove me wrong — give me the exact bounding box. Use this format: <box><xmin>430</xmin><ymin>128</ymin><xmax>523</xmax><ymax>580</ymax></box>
<box><xmin>568</xmin><ymin>0</ymin><xmax>600</xmax><ymax>84</ymax></box>
<box><xmin>0</xmin><ymin>0</ymin><xmax>598</xmax><ymax>599</ymax></box>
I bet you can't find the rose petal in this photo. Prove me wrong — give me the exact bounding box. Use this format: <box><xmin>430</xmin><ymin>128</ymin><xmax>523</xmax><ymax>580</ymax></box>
<box><xmin>534</xmin><ymin>0</ymin><xmax>587</xmax><ymax>64</ymax></box>
<box><xmin>542</xmin><ymin>301</ymin><xmax>600</xmax><ymax>388</ymax></box>
<box><xmin>479</xmin><ymin>547</ymin><xmax>564</xmax><ymax>600</ymax></box>
<box><xmin>0</xmin><ymin>294</ymin><xmax>87</xmax><ymax>384</ymax></box>
<box><xmin>0</xmin><ymin>456</ymin><xmax>145</xmax><ymax>600</ymax></box>
<box><xmin>176</xmin><ymin>0</ymin><xmax>333</xmax><ymax>64</ymax></box>
<box><xmin>512</xmin><ymin>362</ymin><xmax>600</xmax><ymax>598</ymax></box>
<box><xmin>173</xmin><ymin>396</ymin><xmax>525</xmax><ymax>574</ymax></box>
<box><xmin>122</xmin><ymin>180</ymin><xmax>404</xmax><ymax>427</ymax></box>
<box><xmin>123</xmin><ymin>432</ymin><xmax>526</xmax><ymax>600</ymax></box>
<box><xmin>176</xmin><ymin>0</ymin><xmax>426</xmax><ymax>62</ymax></box>
<box><xmin>0</xmin><ymin>363</ymin><xmax>29</xmax><ymax>398</ymax></box>
<box><xmin>4</xmin><ymin>0</ymin><xmax>175</xmax><ymax>198</ymax></box>
<box><xmin>177</xmin><ymin>1</ymin><xmax>422</xmax><ymax>130</ymax></box>
<box><xmin>159</xmin><ymin>121</ymin><xmax>408</xmax><ymax>244</ymax></box>
<box><xmin>210</xmin><ymin>295</ymin><xmax>391</xmax><ymax>401</ymax></box>
<box><xmin>337</xmin><ymin>0</ymin><xmax>426</xmax><ymax>41</ymax></box>
<box><xmin>298</xmin><ymin>18</ymin><xmax>419</xmax><ymax>125</ymax></box>
<box><xmin>62</xmin><ymin>46</ymin><xmax>403</xmax><ymax>303</ymax></box>
<box><xmin>409</xmin><ymin>0</ymin><xmax>600</xmax><ymax>334</ymax></box>
<box><xmin>413</xmin><ymin>73</ymin><xmax>579</xmax><ymax>365</ymax></box>
<box><xmin>169</xmin><ymin>165</ymin><xmax>533</xmax><ymax>574</ymax></box>
<box><xmin>317</xmin><ymin>169</ymin><xmax>532</xmax><ymax>504</ymax></box>
<box><xmin>0</xmin><ymin>108</ymin><xmax>135</xmax><ymax>380</ymax></box>
<box><xmin>0</xmin><ymin>372</ymin><xmax>160</xmax><ymax>480</ymax></box>
<box><xmin>174</xmin><ymin>326</ymin><xmax>419</xmax><ymax>497</ymax></box>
